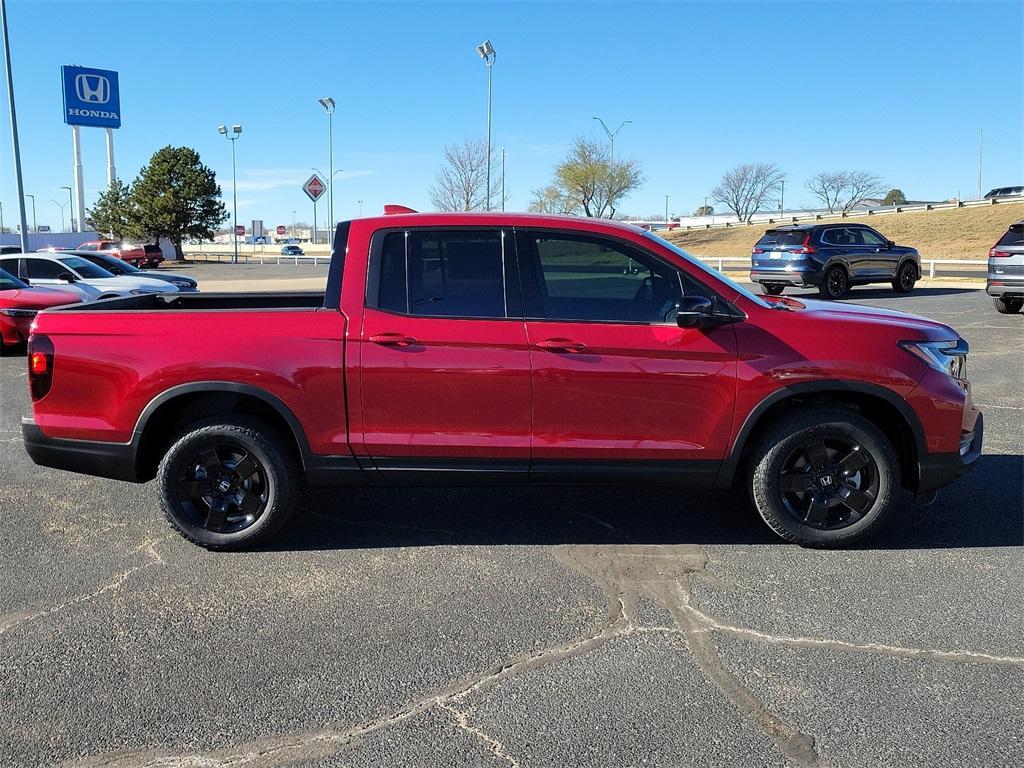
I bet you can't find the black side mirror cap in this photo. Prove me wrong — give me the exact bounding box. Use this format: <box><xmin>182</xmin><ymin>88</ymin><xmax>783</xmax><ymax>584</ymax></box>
<box><xmin>887</xmin><ymin>240</ymin><xmax>896</xmax><ymax>249</ymax></box>
<box><xmin>58</xmin><ymin>272</ymin><xmax>76</xmax><ymax>283</ymax></box>
<box><xmin>675</xmin><ymin>296</ymin><xmax>715</xmax><ymax>328</ymax></box>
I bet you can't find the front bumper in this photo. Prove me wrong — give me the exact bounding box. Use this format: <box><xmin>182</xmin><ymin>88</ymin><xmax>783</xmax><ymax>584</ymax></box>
<box><xmin>916</xmin><ymin>411</ymin><xmax>983</xmax><ymax>494</ymax></box>
<box><xmin>21</xmin><ymin>417</ymin><xmax>142</xmax><ymax>482</ymax></box>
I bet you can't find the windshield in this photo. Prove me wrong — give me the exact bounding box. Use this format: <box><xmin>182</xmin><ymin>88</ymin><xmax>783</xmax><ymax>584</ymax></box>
<box><xmin>58</xmin><ymin>256</ymin><xmax>115</xmax><ymax>279</ymax></box>
<box><xmin>0</xmin><ymin>268</ymin><xmax>28</xmax><ymax>290</ymax></box>
<box><xmin>642</xmin><ymin>231</ymin><xmax>770</xmax><ymax>308</ymax></box>
<box><xmin>90</xmin><ymin>253</ymin><xmax>138</xmax><ymax>274</ymax></box>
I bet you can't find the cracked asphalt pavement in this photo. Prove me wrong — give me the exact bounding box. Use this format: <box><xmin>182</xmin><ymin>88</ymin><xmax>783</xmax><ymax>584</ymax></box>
<box><xmin>0</xmin><ymin>283</ymin><xmax>1021</xmax><ymax>767</ymax></box>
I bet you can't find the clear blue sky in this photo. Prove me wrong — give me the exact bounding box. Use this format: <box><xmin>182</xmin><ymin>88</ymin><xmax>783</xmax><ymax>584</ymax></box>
<box><xmin>1</xmin><ymin>0</ymin><xmax>1021</xmax><ymax>231</ymax></box>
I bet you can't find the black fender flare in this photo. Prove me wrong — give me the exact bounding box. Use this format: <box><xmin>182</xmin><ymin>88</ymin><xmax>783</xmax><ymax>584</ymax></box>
<box><xmin>715</xmin><ymin>379</ymin><xmax>926</xmax><ymax>487</ymax></box>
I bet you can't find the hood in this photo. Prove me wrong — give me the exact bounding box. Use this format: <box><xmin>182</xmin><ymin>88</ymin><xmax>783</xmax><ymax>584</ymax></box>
<box><xmin>763</xmin><ymin>295</ymin><xmax>957</xmax><ymax>341</ymax></box>
<box><xmin>0</xmin><ymin>287</ymin><xmax>84</xmax><ymax>310</ymax></box>
<box><xmin>83</xmin><ymin>275</ymin><xmax>179</xmax><ymax>292</ymax></box>
<box><xmin>142</xmin><ymin>270</ymin><xmax>196</xmax><ymax>285</ymax></box>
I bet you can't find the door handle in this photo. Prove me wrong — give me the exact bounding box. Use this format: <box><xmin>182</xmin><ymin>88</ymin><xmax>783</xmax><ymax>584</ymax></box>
<box><xmin>369</xmin><ymin>333</ymin><xmax>418</xmax><ymax>347</ymax></box>
<box><xmin>536</xmin><ymin>338</ymin><xmax>586</xmax><ymax>353</ymax></box>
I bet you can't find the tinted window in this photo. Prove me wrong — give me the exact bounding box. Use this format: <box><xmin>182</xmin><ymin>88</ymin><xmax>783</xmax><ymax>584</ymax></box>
<box><xmin>858</xmin><ymin>228</ymin><xmax>888</xmax><ymax>246</ymax></box>
<box><xmin>822</xmin><ymin>227</ymin><xmax>861</xmax><ymax>246</ymax></box>
<box><xmin>755</xmin><ymin>230</ymin><xmax>806</xmax><ymax>247</ymax></box>
<box><xmin>78</xmin><ymin>243</ymin><xmax>96</xmax><ymax>251</ymax></box>
<box><xmin>58</xmin><ymin>257</ymin><xmax>114</xmax><ymax>279</ymax></box>
<box><xmin>25</xmin><ymin>259</ymin><xmax>69</xmax><ymax>279</ymax></box>
<box><xmin>0</xmin><ymin>258</ymin><xmax>20</xmax><ymax>276</ymax></box>
<box><xmin>372</xmin><ymin>229</ymin><xmax>507</xmax><ymax>318</ymax></box>
<box><xmin>530</xmin><ymin>234</ymin><xmax>682</xmax><ymax>323</ymax></box>
<box><xmin>0</xmin><ymin>268</ymin><xmax>28</xmax><ymax>290</ymax></box>
<box><xmin>997</xmin><ymin>226</ymin><xmax>1024</xmax><ymax>247</ymax></box>
<box><xmin>99</xmin><ymin>242</ymin><xmax>116</xmax><ymax>251</ymax></box>
<box><xmin>87</xmin><ymin>254</ymin><xmax>131</xmax><ymax>274</ymax></box>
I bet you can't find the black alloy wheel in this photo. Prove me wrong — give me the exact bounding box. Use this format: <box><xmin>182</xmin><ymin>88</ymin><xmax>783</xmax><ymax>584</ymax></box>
<box><xmin>776</xmin><ymin>437</ymin><xmax>879</xmax><ymax>530</ymax></box>
<box><xmin>892</xmin><ymin>262</ymin><xmax>917</xmax><ymax>293</ymax></box>
<box><xmin>176</xmin><ymin>444</ymin><xmax>269</xmax><ymax>534</ymax></box>
<box><xmin>819</xmin><ymin>266</ymin><xmax>848</xmax><ymax>299</ymax></box>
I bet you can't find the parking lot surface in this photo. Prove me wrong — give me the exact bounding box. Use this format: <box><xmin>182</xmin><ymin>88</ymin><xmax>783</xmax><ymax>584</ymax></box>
<box><xmin>1</xmin><ymin>283</ymin><xmax>1021</xmax><ymax>767</ymax></box>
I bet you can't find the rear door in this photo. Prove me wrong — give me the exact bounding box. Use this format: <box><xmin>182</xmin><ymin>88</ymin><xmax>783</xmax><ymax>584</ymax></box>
<box><xmin>820</xmin><ymin>227</ymin><xmax>869</xmax><ymax>279</ymax></box>
<box><xmin>21</xmin><ymin>258</ymin><xmax>69</xmax><ymax>288</ymax></box>
<box><xmin>357</xmin><ymin>227</ymin><xmax>533</xmax><ymax>480</ymax></box>
<box><xmin>517</xmin><ymin>228</ymin><xmax>737</xmax><ymax>481</ymax></box>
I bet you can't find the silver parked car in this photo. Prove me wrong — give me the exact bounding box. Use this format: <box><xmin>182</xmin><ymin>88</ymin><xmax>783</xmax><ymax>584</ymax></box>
<box><xmin>987</xmin><ymin>219</ymin><xmax>1024</xmax><ymax>314</ymax></box>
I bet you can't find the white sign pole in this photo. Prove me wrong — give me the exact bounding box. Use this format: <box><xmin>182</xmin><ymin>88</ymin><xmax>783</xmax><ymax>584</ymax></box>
<box><xmin>105</xmin><ymin>127</ymin><xmax>116</xmax><ymax>187</ymax></box>
<box><xmin>72</xmin><ymin>125</ymin><xmax>86</xmax><ymax>233</ymax></box>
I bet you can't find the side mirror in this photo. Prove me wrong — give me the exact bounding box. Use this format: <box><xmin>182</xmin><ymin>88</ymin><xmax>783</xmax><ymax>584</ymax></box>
<box><xmin>675</xmin><ymin>295</ymin><xmax>715</xmax><ymax>328</ymax></box>
<box><xmin>886</xmin><ymin>240</ymin><xmax>895</xmax><ymax>249</ymax></box>
<box><xmin>58</xmin><ymin>272</ymin><xmax>77</xmax><ymax>283</ymax></box>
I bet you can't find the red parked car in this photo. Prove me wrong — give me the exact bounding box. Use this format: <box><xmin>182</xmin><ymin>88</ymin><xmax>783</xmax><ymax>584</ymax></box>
<box><xmin>23</xmin><ymin>212</ymin><xmax>981</xmax><ymax>549</ymax></box>
<box><xmin>77</xmin><ymin>240</ymin><xmax>164</xmax><ymax>269</ymax></box>
<box><xmin>0</xmin><ymin>268</ymin><xmax>82</xmax><ymax>355</ymax></box>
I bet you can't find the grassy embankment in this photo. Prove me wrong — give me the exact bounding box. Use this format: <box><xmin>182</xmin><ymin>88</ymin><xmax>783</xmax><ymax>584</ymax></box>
<box><xmin>664</xmin><ymin>200</ymin><xmax>1024</xmax><ymax>260</ymax></box>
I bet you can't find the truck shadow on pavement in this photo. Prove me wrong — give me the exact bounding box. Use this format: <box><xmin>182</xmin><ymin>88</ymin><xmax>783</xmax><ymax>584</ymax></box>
<box><xmin>273</xmin><ymin>454</ymin><xmax>1022</xmax><ymax>552</ymax></box>
<box><xmin>784</xmin><ymin>287</ymin><xmax>980</xmax><ymax>301</ymax></box>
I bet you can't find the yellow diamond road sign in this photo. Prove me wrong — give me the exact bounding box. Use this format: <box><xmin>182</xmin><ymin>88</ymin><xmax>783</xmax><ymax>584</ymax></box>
<box><xmin>303</xmin><ymin>174</ymin><xmax>327</xmax><ymax>202</ymax></box>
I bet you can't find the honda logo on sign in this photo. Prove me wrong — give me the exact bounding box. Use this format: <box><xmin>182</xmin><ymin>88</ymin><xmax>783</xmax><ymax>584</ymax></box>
<box><xmin>75</xmin><ymin>73</ymin><xmax>110</xmax><ymax>104</ymax></box>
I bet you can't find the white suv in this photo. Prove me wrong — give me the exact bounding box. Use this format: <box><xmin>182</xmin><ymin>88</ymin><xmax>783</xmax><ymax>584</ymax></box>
<box><xmin>0</xmin><ymin>254</ymin><xmax>178</xmax><ymax>300</ymax></box>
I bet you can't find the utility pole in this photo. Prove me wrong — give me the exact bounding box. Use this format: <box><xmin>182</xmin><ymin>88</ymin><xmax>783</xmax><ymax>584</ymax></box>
<box><xmin>1</xmin><ymin>0</ymin><xmax>30</xmax><ymax>253</ymax></box>
<box><xmin>593</xmin><ymin>117</ymin><xmax>632</xmax><ymax>162</ymax></box>
<box><xmin>977</xmin><ymin>128</ymin><xmax>983</xmax><ymax>200</ymax></box>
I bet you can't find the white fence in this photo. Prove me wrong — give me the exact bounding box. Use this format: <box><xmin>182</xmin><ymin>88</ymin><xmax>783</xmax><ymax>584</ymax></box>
<box><xmin>188</xmin><ymin>251</ymin><xmax>330</xmax><ymax>266</ymax></box>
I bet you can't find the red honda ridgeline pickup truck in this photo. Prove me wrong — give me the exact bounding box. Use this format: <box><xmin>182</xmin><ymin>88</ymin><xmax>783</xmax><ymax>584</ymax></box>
<box><xmin>23</xmin><ymin>212</ymin><xmax>982</xmax><ymax>550</ymax></box>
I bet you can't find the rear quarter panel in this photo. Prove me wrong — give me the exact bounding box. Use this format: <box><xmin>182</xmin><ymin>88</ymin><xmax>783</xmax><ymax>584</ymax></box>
<box><xmin>29</xmin><ymin>308</ymin><xmax>348</xmax><ymax>455</ymax></box>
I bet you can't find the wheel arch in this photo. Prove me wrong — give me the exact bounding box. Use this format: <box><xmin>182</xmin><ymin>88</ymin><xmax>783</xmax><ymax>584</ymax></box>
<box><xmin>718</xmin><ymin>381</ymin><xmax>926</xmax><ymax>492</ymax></box>
<box><xmin>132</xmin><ymin>382</ymin><xmax>311</xmax><ymax>482</ymax></box>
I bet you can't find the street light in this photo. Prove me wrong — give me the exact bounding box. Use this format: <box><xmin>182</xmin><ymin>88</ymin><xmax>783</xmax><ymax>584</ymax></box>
<box><xmin>61</xmin><ymin>185</ymin><xmax>73</xmax><ymax>231</ymax></box>
<box><xmin>217</xmin><ymin>123</ymin><xmax>242</xmax><ymax>263</ymax></box>
<box><xmin>2</xmin><ymin>0</ymin><xmax>31</xmax><ymax>253</ymax></box>
<box><xmin>24</xmin><ymin>193</ymin><xmax>35</xmax><ymax>233</ymax></box>
<box><xmin>357</xmin><ymin>200</ymin><xmax>363</xmax><ymax>218</ymax></box>
<box><xmin>475</xmin><ymin>39</ymin><xmax>496</xmax><ymax>211</ymax></box>
<box><xmin>318</xmin><ymin>97</ymin><xmax>335</xmax><ymax>232</ymax></box>
<box><xmin>51</xmin><ymin>200</ymin><xmax>67</xmax><ymax>232</ymax></box>
<box><xmin>592</xmin><ymin>117</ymin><xmax>632</xmax><ymax>162</ymax></box>
<box><xmin>311</xmin><ymin>167</ymin><xmax>343</xmax><ymax>244</ymax></box>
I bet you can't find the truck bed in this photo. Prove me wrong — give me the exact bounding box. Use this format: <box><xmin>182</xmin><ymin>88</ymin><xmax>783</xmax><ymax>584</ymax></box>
<box><xmin>42</xmin><ymin>291</ymin><xmax>327</xmax><ymax>313</ymax></box>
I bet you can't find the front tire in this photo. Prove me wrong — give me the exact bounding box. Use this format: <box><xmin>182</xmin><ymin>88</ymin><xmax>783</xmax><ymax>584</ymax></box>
<box><xmin>891</xmin><ymin>262</ymin><xmax>917</xmax><ymax>293</ymax></box>
<box><xmin>993</xmin><ymin>296</ymin><xmax>1023</xmax><ymax>314</ymax></box>
<box><xmin>762</xmin><ymin>284</ymin><xmax>785</xmax><ymax>296</ymax></box>
<box><xmin>818</xmin><ymin>266</ymin><xmax>849</xmax><ymax>299</ymax></box>
<box><xmin>748</xmin><ymin>408</ymin><xmax>900</xmax><ymax>547</ymax></box>
<box><xmin>157</xmin><ymin>417</ymin><xmax>298</xmax><ymax>550</ymax></box>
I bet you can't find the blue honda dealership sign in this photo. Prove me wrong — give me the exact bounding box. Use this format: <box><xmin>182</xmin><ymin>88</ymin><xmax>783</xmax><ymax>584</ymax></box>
<box><xmin>61</xmin><ymin>66</ymin><xmax>121</xmax><ymax>129</ymax></box>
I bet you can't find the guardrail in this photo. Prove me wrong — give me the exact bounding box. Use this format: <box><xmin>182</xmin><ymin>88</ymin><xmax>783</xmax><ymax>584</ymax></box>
<box><xmin>186</xmin><ymin>251</ymin><xmax>330</xmax><ymax>265</ymax></box>
<box><xmin>679</xmin><ymin>195</ymin><xmax>1024</xmax><ymax>231</ymax></box>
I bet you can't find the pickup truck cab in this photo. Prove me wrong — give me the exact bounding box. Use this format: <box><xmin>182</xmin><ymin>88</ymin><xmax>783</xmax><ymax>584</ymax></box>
<box><xmin>23</xmin><ymin>213</ymin><xmax>982</xmax><ymax>550</ymax></box>
<box><xmin>78</xmin><ymin>240</ymin><xmax>164</xmax><ymax>269</ymax></box>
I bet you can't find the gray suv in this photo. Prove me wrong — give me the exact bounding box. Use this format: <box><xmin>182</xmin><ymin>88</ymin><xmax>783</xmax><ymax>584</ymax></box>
<box><xmin>987</xmin><ymin>219</ymin><xmax>1024</xmax><ymax>314</ymax></box>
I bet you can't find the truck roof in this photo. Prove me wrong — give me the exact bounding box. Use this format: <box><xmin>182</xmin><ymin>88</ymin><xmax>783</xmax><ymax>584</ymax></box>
<box><xmin>354</xmin><ymin>211</ymin><xmax>651</xmax><ymax>236</ymax></box>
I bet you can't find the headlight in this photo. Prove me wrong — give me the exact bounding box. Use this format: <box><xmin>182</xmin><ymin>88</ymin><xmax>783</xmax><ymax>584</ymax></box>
<box><xmin>899</xmin><ymin>339</ymin><xmax>968</xmax><ymax>380</ymax></box>
<box><xmin>0</xmin><ymin>308</ymin><xmax>38</xmax><ymax>317</ymax></box>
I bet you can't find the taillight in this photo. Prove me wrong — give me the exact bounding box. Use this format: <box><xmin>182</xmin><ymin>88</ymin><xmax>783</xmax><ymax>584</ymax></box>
<box><xmin>752</xmin><ymin>247</ymin><xmax>765</xmax><ymax>254</ymax></box>
<box><xmin>27</xmin><ymin>334</ymin><xmax>54</xmax><ymax>401</ymax></box>
<box><xmin>989</xmin><ymin>247</ymin><xmax>1010</xmax><ymax>258</ymax></box>
<box><xmin>793</xmin><ymin>233</ymin><xmax>816</xmax><ymax>255</ymax></box>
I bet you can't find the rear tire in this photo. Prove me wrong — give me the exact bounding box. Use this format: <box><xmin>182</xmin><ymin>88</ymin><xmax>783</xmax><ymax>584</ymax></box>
<box><xmin>818</xmin><ymin>266</ymin><xmax>849</xmax><ymax>299</ymax></box>
<box><xmin>762</xmin><ymin>284</ymin><xmax>785</xmax><ymax>296</ymax></box>
<box><xmin>157</xmin><ymin>417</ymin><xmax>298</xmax><ymax>550</ymax></box>
<box><xmin>993</xmin><ymin>296</ymin><xmax>1023</xmax><ymax>314</ymax></box>
<box><xmin>748</xmin><ymin>407</ymin><xmax>900</xmax><ymax>547</ymax></box>
<box><xmin>891</xmin><ymin>262</ymin><xmax>917</xmax><ymax>293</ymax></box>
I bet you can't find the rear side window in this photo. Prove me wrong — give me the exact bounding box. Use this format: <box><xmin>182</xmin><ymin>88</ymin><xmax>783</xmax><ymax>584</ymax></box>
<box><xmin>821</xmin><ymin>227</ymin><xmax>862</xmax><ymax>246</ymax></box>
<box><xmin>25</xmin><ymin>259</ymin><xmax>69</xmax><ymax>279</ymax></box>
<box><xmin>997</xmin><ymin>226</ymin><xmax>1024</xmax><ymax>247</ymax></box>
<box><xmin>369</xmin><ymin>229</ymin><xmax>508</xmax><ymax>319</ymax></box>
<box><xmin>755</xmin><ymin>230</ymin><xmax>807</xmax><ymax>247</ymax></box>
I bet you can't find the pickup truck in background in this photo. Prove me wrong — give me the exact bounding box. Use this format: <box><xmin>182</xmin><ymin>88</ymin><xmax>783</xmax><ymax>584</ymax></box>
<box><xmin>25</xmin><ymin>212</ymin><xmax>982</xmax><ymax>550</ymax></box>
<box><xmin>77</xmin><ymin>240</ymin><xmax>165</xmax><ymax>269</ymax></box>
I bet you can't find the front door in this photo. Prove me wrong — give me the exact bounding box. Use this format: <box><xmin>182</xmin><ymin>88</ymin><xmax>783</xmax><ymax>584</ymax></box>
<box><xmin>517</xmin><ymin>229</ymin><xmax>738</xmax><ymax>483</ymax></box>
<box><xmin>356</xmin><ymin>227</ymin><xmax>532</xmax><ymax>481</ymax></box>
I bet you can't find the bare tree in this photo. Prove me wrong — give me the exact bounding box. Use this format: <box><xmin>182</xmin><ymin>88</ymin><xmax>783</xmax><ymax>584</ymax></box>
<box><xmin>528</xmin><ymin>185</ymin><xmax>578</xmax><ymax>215</ymax></box>
<box><xmin>429</xmin><ymin>140</ymin><xmax>507</xmax><ymax>212</ymax></box>
<box><xmin>711</xmin><ymin>163</ymin><xmax>785</xmax><ymax>223</ymax></box>
<box><xmin>806</xmin><ymin>170</ymin><xmax>885</xmax><ymax>214</ymax></box>
<box><xmin>547</xmin><ymin>137</ymin><xmax>644</xmax><ymax>218</ymax></box>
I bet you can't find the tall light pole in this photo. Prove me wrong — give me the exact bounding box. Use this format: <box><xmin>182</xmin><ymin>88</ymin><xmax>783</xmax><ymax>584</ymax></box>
<box><xmin>475</xmin><ymin>40</ymin><xmax>496</xmax><ymax>211</ymax></box>
<box><xmin>1</xmin><ymin>0</ymin><xmax>30</xmax><ymax>253</ymax></box>
<box><xmin>501</xmin><ymin>146</ymin><xmax>506</xmax><ymax>212</ymax></box>
<box><xmin>977</xmin><ymin>128</ymin><xmax>983</xmax><ymax>200</ymax></box>
<box><xmin>51</xmin><ymin>200</ymin><xmax>66</xmax><ymax>232</ymax></box>
<box><xmin>318</xmin><ymin>97</ymin><xmax>335</xmax><ymax>230</ymax></box>
<box><xmin>291</xmin><ymin>210</ymin><xmax>297</xmax><ymax>240</ymax></box>
<box><xmin>593</xmin><ymin>117</ymin><xmax>632</xmax><ymax>162</ymax></box>
<box><xmin>779</xmin><ymin>179</ymin><xmax>785</xmax><ymax>220</ymax></box>
<box><xmin>357</xmin><ymin>200</ymin><xmax>363</xmax><ymax>218</ymax></box>
<box><xmin>25</xmin><ymin>193</ymin><xmax>35</xmax><ymax>233</ymax></box>
<box><xmin>218</xmin><ymin>124</ymin><xmax>242</xmax><ymax>263</ymax></box>
<box><xmin>61</xmin><ymin>185</ymin><xmax>73</xmax><ymax>230</ymax></box>
<box><xmin>665</xmin><ymin>195</ymin><xmax>669</xmax><ymax>230</ymax></box>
